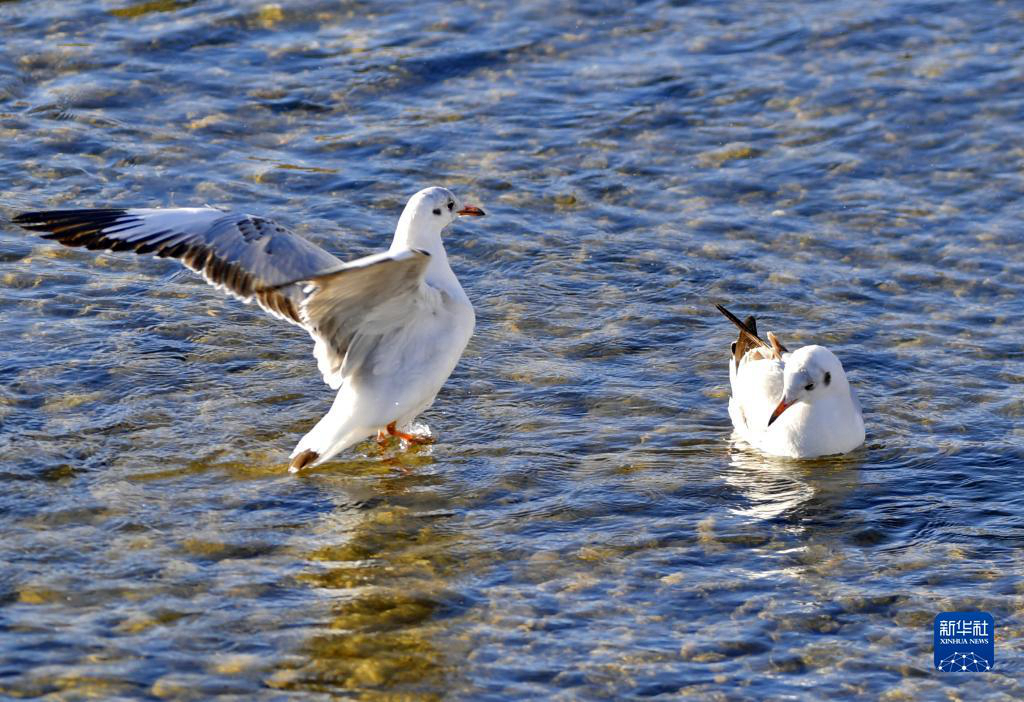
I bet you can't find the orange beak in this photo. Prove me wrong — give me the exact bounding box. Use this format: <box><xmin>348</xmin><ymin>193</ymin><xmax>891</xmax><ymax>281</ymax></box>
<box><xmin>767</xmin><ymin>399</ymin><xmax>791</xmax><ymax>427</ymax></box>
<box><xmin>457</xmin><ymin>204</ymin><xmax>485</xmax><ymax>217</ymax></box>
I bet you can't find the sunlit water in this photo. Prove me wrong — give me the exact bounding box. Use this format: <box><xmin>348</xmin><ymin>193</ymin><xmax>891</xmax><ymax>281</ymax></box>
<box><xmin>1</xmin><ymin>0</ymin><xmax>1023</xmax><ymax>699</ymax></box>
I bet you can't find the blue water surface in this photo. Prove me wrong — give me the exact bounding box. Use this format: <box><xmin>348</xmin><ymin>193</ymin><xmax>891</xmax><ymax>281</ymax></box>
<box><xmin>1</xmin><ymin>0</ymin><xmax>1022</xmax><ymax>699</ymax></box>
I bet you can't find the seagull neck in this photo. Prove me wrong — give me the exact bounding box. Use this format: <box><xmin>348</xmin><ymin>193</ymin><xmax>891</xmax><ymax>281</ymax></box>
<box><xmin>390</xmin><ymin>225</ymin><xmax>446</xmax><ymax>256</ymax></box>
<box><xmin>389</xmin><ymin>227</ymin><xmax>458</xmax><ymax>287</ymax></box>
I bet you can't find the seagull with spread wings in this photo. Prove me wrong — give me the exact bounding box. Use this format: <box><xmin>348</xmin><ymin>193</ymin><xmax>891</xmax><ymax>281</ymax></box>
<box><xmin>715</xmin><ymin>304</ymin><xmax>865</xmax><ymax>458</ymax></box>
<box><xmin>16</xmin><ymin>186</ymin><xmax>485</xmax><ymax>471</ymax></box>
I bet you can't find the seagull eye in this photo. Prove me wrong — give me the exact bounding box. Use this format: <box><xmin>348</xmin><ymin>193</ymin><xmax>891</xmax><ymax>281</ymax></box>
<box><xmin>805</xmin><ymin>383</ymin><xmax>815</xmax><ymax>391</ymax></box>
<box><xmin>824</xmin><ymin>372</ymin><xmax>831</xmax><ymax>386</ymax></box>
<box><xmin>432</xmin><ymin>208</ymin><xmax>442</xmax><ymax>216</ymax></box>
<box><xmin>447</xmin><ymin>201</ymin><xmax>455</xmax><ymax>211</ymax></box>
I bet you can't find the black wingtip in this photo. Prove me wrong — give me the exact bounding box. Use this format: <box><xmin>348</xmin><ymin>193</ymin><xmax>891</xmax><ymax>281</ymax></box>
<box><xmin>13</xmin><ymin>208</ymin><xmax>131</xmax><ymax>232</ymax></box>
<box><xmin>715</xmin><ymin>303</ymin><xmax>751</xmax><ymax>333</ymax></box>
<box><xmin>12</xmin><ymin>210</ymin><xmax>54</xmax><ymax>227</ymax></box>
<box><xmin>716</xmin><ymin>303</ymin><xmax>770</xmax><ymax>350</ymax></box>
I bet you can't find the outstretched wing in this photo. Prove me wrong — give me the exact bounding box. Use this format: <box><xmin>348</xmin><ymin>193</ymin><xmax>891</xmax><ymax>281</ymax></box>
<box><xmin>283</xmin><ymin>249</ymin><xmax>432</xmax><ymax>389</ymax></box>
<box><xmin>14</xmin><ymin>207</ymin><xmax>343</xmax><ymax>326</ymax></box>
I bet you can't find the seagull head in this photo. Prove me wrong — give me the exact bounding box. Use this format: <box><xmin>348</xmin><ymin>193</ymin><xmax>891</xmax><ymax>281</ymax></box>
<box><xmin>768</xmin><ymin>345</ymin><xmax>849</xmax><ymax>427</ymax></box>
<box><xmin>394</xmin><ymin>186</ymin><xmax>485</xmax><ymax>251</ymax></box>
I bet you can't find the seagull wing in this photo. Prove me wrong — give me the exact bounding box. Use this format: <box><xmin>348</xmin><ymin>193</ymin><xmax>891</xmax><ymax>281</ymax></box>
<box><xmin>14</xmin><ymin>207</ymin><xmax>343</xmax><ymax>326</ymax></box>
<box><xmin>729</xmin><ymin>353</ymin><xmax>785</xmax><ymax>436</ymax></box>
<box><xmin>715</xmin><ymin>304</ymin><xmax>788</xmax><ymax>361</ymax></box>
<box><xmin>717</xmin><ymin>304</ymin><xmax>787</xmax><ymax>436</ymax></box>
<box><xmin>284</xmin><ymin>248</ymin><xmax>433</xmax><ymax>389</ymax></box>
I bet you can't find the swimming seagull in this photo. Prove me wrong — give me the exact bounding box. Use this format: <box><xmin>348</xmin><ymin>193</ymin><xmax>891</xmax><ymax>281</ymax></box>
<box><xmin>715</xmin><ymin>304</ymin><xmax>864</xmax><ymax>458</ymax></box>
<box><xmin>15</xmin><ymin>186</ymin><xmax>484</xmax><ymax>471</ymax></box>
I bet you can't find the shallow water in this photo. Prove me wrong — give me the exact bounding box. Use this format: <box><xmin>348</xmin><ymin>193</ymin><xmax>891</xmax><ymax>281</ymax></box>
<box><xmin>1</xmin><ymin>0</ymin><xmax>1023</xmax><ymax>699</ymax></box>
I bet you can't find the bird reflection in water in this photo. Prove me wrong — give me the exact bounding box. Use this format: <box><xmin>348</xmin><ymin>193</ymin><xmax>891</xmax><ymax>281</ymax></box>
<box><xmin>722</xmin><ymin>444</ymin><xmax>864</xmax><ymax>523</ymax></box>
<box><xmin>268</xmin><ymin>452</ymin><xmax>471</xmax><ymax>697</ymax></box>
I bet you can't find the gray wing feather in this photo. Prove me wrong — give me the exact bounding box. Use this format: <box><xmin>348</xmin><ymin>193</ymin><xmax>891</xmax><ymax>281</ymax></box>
<box><xmin>290</xmin><ymin>249</ymin><xmax>431</xmax><ymax>388</ymax></box>
<box><xmin>14</xmin><ymin>207</ymin><xmax>342</xmax><ymax>326</ymax></box>
<box><xmin>14</xmin><ymin>206</ymin><xmax>430</xmax><ymax>390</ymax></box>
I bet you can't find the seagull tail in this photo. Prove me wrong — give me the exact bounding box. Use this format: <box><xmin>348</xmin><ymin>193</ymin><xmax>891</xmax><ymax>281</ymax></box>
<box><xmin>289</xmin><ymin>407</ymin><xmax>371</xmax><ymax>472</ymax></box>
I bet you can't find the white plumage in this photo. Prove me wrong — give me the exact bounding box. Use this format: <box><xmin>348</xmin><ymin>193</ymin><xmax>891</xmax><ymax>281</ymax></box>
<box><xmin>16</xmin><ymin>186</ymin><xmax>484</xmax><ymax>471</ymax></box>
<box><xmin>717</xmin><ymin>305</ymin><xmax>865</xmax><ymax>459</ymax></box>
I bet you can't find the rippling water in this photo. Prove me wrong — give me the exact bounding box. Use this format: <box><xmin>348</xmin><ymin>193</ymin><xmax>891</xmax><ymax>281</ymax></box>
<box><xmin>2</xmin><ymin>0</ymin><xmax>1023</xmax><ymax>699</ymax></box>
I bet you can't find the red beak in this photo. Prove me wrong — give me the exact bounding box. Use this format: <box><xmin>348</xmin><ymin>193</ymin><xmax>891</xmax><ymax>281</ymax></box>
<box><xmin>457</xmin><ymin>204</ymin><xmax>485</xmax><ymax>217</ymax></box>
<box><xmin>767</xmin><ymin>399</ymin><xmax>791</xmax><ymax>427</ymax></box>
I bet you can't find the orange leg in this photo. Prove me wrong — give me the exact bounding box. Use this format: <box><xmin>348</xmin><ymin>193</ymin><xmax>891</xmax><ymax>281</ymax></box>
<box><xmin>386</xmin><ymin>421</ymin><xmax>433</xmax><ymax>445</ymax></box>
<box><xmin>376</xmin><ymin>429</ymin><xmax>389</xmax><ymax>447</ymax></box>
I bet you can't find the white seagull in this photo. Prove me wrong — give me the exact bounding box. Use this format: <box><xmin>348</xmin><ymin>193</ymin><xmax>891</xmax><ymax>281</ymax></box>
<box><xmin>15</xmin><ymin>186</ymin><xmax>485</xmax><ymax>471</ymax></box>
<box><xmin>716</xmin><ymin>304</ymin><xmax>865</xmax><ymax>458</ymax></box>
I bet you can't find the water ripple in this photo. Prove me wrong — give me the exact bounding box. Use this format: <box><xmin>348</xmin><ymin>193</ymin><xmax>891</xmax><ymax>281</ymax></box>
<box><xmin>1</xmin><ymin>0</ymin><xmax>1023</xmax><ymax>699</ymax></box>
